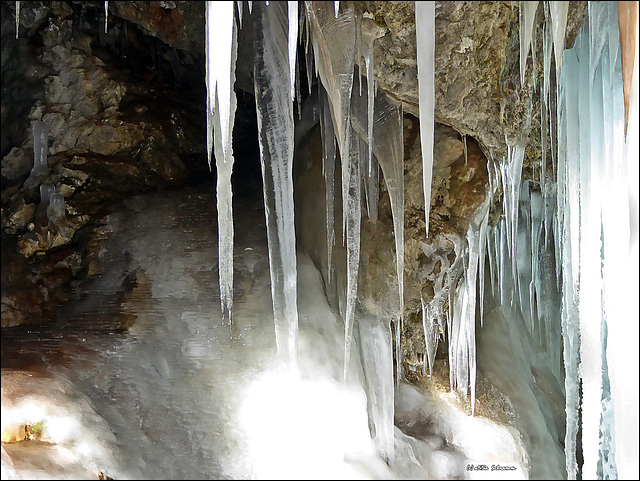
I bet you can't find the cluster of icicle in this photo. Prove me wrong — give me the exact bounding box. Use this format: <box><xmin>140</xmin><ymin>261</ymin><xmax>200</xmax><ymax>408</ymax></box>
<box><xmin>444</xmin><ymin>1</ymin><xmax>638</xmax><ymax>479</ymax></box>
<box><xmin>205</xmin><ymin>1</ymin><xmax>436</xmax><ymax>383</ymax></box>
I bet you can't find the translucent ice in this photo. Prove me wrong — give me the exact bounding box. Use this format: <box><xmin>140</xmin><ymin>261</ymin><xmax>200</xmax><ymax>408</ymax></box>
<box><xmin>253</xmin><ymin>1</ymin><xmax>299</xmax><ymax>362</ymax></box>
<box><xmin>415</xmin><ymin>1</ymin><xmax>435</xmax><ymax>237</ymax></box>
<box><xmin>206</xmin><ymin>1</ymin><xmax>238</xmax><ymax>326</ymax></box>
<box><xmin>519</xmin><ymin>1</ymin><xmax>539</xmax><ymax>86</ymax></box>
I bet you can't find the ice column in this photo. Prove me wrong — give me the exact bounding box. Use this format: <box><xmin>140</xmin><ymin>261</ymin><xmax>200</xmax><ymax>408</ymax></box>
<box><xmin>415</xmin><ymin>1</ymin><xmax>435</xmax><ymax>237</ymax></box>
<box><xmin>556</xmin><ymin>5</ymin><xmax>639</xmax><ymax>477</ymax></box>
<box><xmin>253</xmin><ymin>1</ymin><xmax>299</xmax><ymax>362</ymax></box>
<box><xmin>206</xmin><ymin>1</ymin><xmax>238</xmax><ymax>327</ymax></box>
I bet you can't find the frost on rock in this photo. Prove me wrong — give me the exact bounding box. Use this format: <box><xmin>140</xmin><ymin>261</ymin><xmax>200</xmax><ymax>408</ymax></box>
<box><xmin>415</xmin><ymin>1</ymin><xmax>435</xmax><ymax>237</ymax></box>
<box><xmin>206</xmin><ymin>1</ymin><xmax>238</xmax><ymax>327</ymax></box>
<box><xmin>253</xmin><ymin>1</ymin><xmax>299</xmax><ymax>362</ymax></box>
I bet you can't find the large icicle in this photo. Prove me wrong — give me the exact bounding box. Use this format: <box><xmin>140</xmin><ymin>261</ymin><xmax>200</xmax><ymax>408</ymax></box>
<box><xmin>206</xmin><ymin>1</ymin><xmax>238</xmax><ymax>327</ymax></box>
<box><xmin>104</xmin><ymin>1</ymin><xmax>108</xmax><ymax>34</ymax></box>
<box><xmin>415</xmin><ymin>1</ymin><xmax>435</xmax><ymax>237</ymax></box>
<box><xmin>559</xmin><ymin>45</ymin><xmax>581</xmax><ymax>479</ymax></box>
<box><xmin>577</xmin><ymin>21</ymin><xmax>604</xmax><ymax>480</ymax></box>
<box><xmin>519</xmin><ymin>1</ymin><xmax>539</xmax><ymax>86</ymax></box>
<box><xmin>343</xmin><ymin>125</ymin><xmax>362</xmax><ymax>380</ymax></box>
<box><xmin>288</xmin><ymin>1</ymin><xmax>298</xmax><ymax>102</ymax></box>
<box><xmin>253</xmin><ymin>1</ymin><xmax>299</xmax><ymax>362</ymax></box>
<box><xmin>362</xmin><ymin>16</ymin><xmax>378</xmax><ymax>220</ymax></box>
<box><xmin>319</xmin><ymin>85</ymin><xmax>337</xmax><ymax>285</ymax></box>
<box><xmin>549</xmin><ymin>1</ymin><xmax>569</xmax><ymax>81</ymax></box>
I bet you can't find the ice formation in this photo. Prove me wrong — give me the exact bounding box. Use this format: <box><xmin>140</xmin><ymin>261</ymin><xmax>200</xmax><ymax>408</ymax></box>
<box><xmin>252</xmin><ymin>1</ymin><xmax>299</xmax><ymax>362</ymax></box>
<box><xmin>519</xmin><ymin>1</ymin><xmax>539</xmax><ymax>86</ymax></box>
<box><xmin>206</xmin><ymin>1</ymin><xmax>238</xmax><ymax>326</ymax></box>
<box><xmin>319</xmin><ymin>85</ymin><xmax>337</xmax><ymax>284</ymax></box>
<box><xmin>288</xmin><ymin>1</ymin><xmax>298</xmax><ymax>102</ymax></box>
<box><xmin>555</xmin><ymin>5</ymin><xmax>639</xmax><ymax>478</ymax></box>
<box><xmin>15</xmin><ymin>1</ymin><xmax>20</xmax><ymax>39</ymax></box>
<box><xmin>415</xmin><ymin>1</ymin><xmax>435</xmax><ymax>237</ymax></box>
<box><xmin>104</xmin><ymin>1</ymin><xmax>108</xmax><ymax>34</ymax></box>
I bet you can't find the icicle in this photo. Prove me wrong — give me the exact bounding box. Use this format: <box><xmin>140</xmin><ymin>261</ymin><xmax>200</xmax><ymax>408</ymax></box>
<box><xmin>288</xmin><ymin>1</ymin><xmax>298</xmax><ymax>102</ymax></box>
<box><xmin>541</xmin><ymin>3</ymin><xmax>552</xmax><ymax>189</ymax></box>
<box><xmin>462</xmin><ymin>134</ymin><xmax>468</xmax><ymax>165</ymax></box>
<box><xmin>364</xmin><ymin>148</ymin><xmax>379</xmax><ymax>220</ymax></box>
<box><xmin>335</xmin><ymin>1</ymin><xmax>339</xmax><ymax>18</ymax></box>
<box><xmin>248</xmin><ymin>1</ymin><xmax>252</xmax><ymax>15</ymax></box>
<box><xmin>415</xmin><ymin>1</ymin><xmax>435</xmax><ymax>237</ymax></box>
<box><xmin>357</xmin><ymin>318</ymin><xmax>395</xmax><ymax>463</ymax></box>
<box><xmin>237</xmin><ymin>1</ymin><xmax>243</xmax><ymax>27</ymax></box>
<box><xmin>607</xmin><ymin>2</ymin><xmax>619</xmax><ymax>82</ymax></box>
<box><xmin>295</xmin><ymin>49</ymin><xmax>302</xmax><ymax>120</ymax></box>
<box><xmin>559</xmin><ymin>42</ymin><xmax>581</xmax><ymax>481</ymax></box>
<box><xmin>579</xmin><ymin>20</ymin><xmax>605</xmax><ymax>477</ymax></box>
<box><xmin>478</xmin><ymin>203</ymin><xmax>489</xmax><ymax>328</ymax></box>
<box><xmin>253</xmin><ymin>1</ymin><xmax>299</xmax><ymax>362</ymax></box>
<box><xmin>519</xmin><ymin>1</ymin><xmax>539</xmax><ymax>86</ymax></box>
<box><xmin>394</xmin><ymin>318</ymin><xmax>402</xmax><ymax>388</ymax></box>
<box><xmin>355</xmin><ymin>10</ymin><xmax>363</xmax><ymax>97</ymax></box>
<box><xmin>304</xmin><ymin>1</ymin><xmax>356</xmax><ymax>240</ymax></box>
<box><xmin>207</xmin><ymin>1</ymin><xmax>238</xmax><ymax>327</ymax></box>
<box><xmin>343</xmin><ymin>126</ymin><xmax>363</xmax><ymax>380</ymax></box>
<box><xmin>320</xmin><ymin>86</ymin><xmax>337</xmax><ymax>284</ymax></box>
<box><xmin>15</xmin><ymin>1</ymin><xmax>20</xmax><ymax>39</ymax></box>
<box><xmin>529</xmin><ymin>188</ymin><xmax>543</xmax><ymax>326</ymax></box>
<box><xmin>421</xmin><ymin>298</ymin><xmax>437</xmax><ymax>377</ymax></box>
<box><xmin>498</xmin><ymin>218</ymin><xmax>507</xmax><ymax>306</ymax></box>
<box><xmin>549</xmin><ymin>1</ymin><xmax>569</xmax><ymax>82</ymax></box>
<box><xmin>104</xmin><ymin>1</ymin><xmax>108</xmax><ymax>34</ymax></box>
<box><xmin>502</xmin><ymin>143</ymin><xmax>526</xmax><ymax>289</ymax></box>
<box><xmin>365</xmin><ymin>39</ymin><xmax>375</xmax><ymax>178</ymax></box>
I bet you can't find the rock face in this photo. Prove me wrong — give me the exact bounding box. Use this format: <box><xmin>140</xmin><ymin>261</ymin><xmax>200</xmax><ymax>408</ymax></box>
<box><xmin>1</xmin><ymin>1</ymin><xmax>209</xmax><ymax>327</ymax></box>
